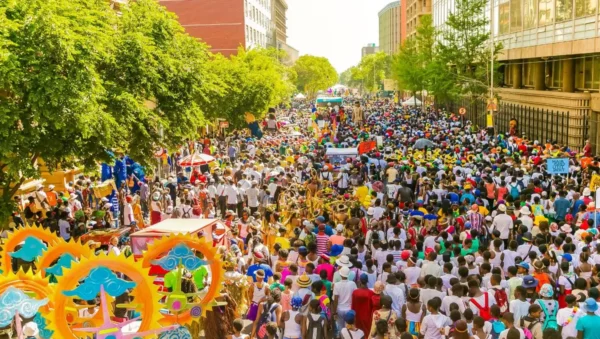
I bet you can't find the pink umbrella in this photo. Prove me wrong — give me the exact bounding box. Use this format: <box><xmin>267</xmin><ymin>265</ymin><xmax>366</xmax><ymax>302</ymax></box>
<box><xmin>178</xmin><ymin>153</ymin><xmax>215</xmax><ymax>167</ymax></box>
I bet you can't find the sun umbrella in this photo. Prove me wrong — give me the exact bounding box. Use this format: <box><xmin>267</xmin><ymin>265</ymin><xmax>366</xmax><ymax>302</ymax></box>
<box><xmin>178</xmin><ymin>153</ymin><xmax>215</xmax><ymax>167</ymax></box>
<box><xmin>414</xmin><ymin>138</ymin><xmax>436</xmax><ymax>150</ymax></box>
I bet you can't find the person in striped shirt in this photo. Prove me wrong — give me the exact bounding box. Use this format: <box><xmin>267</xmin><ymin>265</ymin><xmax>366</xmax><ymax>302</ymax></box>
<box><xmin>315</xmin><ymin>224</ymin><xmax>330</xmax><ymax>256</ymax></box>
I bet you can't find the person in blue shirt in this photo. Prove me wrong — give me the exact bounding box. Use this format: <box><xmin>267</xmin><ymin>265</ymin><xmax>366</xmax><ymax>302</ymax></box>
<box><xmin>447</xmin><ymin>191</ymin><xmax>460</xmax><ymax>205</ymax></box>
<box><xmin>571</xmin><ymin>193</ymin><xmax>585</xmax><ymax>218</ymax></box>
<box><xmin>576</xmin><ymin>298</ymin><xmax>600</xmax><ymax>339</ymax></box>
<box><xmin>553</xmin><ymin>191</ymin><xmax>571</xmax><ymax>222</ymax></box>
<box><xmin>460</xmin><ymin>190</ymin><xmax>475</xmax><ymax>205</ymax></box>
<box><xmin>312</xmin><ymin>216</ymin><xmax>334</xmax><ymax>236</ymax></box>
<box><xmin>246</xmin><ymin>251</ymin><xmax>274</xmax><ymax>283</ymax></box>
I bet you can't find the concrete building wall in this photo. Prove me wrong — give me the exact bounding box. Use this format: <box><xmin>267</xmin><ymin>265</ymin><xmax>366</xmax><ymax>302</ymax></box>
<box><xmin>379</xmin><ymin>1</ymin><xmax>402</xmax><ymax>55</ymax></box>
<box><xmin>362</xmin><ymin>44</ymin><xmax>380</xmax><ymax>57</ymax></box>
<box><xmin>405</xmin><ymin>0</ymin><xmax>432</xmax><ymax>39</ymax></box>
<box><xmin>245</xmin><ymin>0</ymin><xmax>272</xmax><ymax>49</ymax></box>
<box><xmin>160</xmin><ymin>0</ymin><xmax>245</xmax><ymax>56</ymax></box>
<box><xmin>272</xmin><ymin>0</ymin><xmax>287</xmax><ymax>45</ymax></box>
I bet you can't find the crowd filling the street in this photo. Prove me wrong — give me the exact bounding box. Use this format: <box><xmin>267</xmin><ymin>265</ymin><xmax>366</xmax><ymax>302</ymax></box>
<box><xmin>10</xmin><ymin>95</ymin><xmax>600</xmax><ymax>339</ymax></box>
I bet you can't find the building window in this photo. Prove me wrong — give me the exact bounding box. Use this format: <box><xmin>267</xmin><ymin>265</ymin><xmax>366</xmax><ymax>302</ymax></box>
<box><xmin>505</xmin><ymin>64</ymin><xmax>513</xmax><ymax>85</ymax></box>
<box><xmin>550</xmin><ymin>60</ymin><xmax>563</xmax><ymax>88</ymax></box>
<box><xmin>246</xmin><ymin>25</ymin><xmax>249</xmax><ymax>42</ymax></box>
<box><xmin>538</xmin><ymin>0</ymin><xmax>554</xmax><ymax>25</ymax></box>
<box><xmin>523</xmin><ymin>0</ymin><xmax>538</xmax><ymax>29</ymax></box>
<box><xmin>499</xmin><ymin>3</ymin><xmax>510</xmax><ymax>34</ymax></box>
<box><xmin>575</xmin><ymin>0</ymin><xmax>597</xmax><ymax>17</ymax></box>
<box><xmin>523</xmin><ymin>61</ymin><xmax>535</xmax><ymax>87</ymax></box>
<box><xmin>510</xmin><ymin>0</ymin><xmax>523</xmax><ymax>31</ymax></box>
<box><xmin>575</xmin><ymin>56</ymin><xmax>600</xmax><ymax>90</ymax></box>
<box><xmin>556</xmin><ymin>0</ymin><xmax>573</xmax><ymax>20</ymax></box>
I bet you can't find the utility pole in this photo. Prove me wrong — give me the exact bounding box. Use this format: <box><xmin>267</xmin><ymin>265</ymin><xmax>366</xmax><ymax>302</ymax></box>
<box><xmin>488</xmin><ymin>0</ymin><xmax>495</xmax><ymax>132</ymax></box>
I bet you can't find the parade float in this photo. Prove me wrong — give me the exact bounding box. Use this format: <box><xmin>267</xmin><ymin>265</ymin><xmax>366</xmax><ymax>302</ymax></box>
<box><xmin>0</xmin><ymin>224</ymin><xmax>242</xmax><ymax>339</ymax></box>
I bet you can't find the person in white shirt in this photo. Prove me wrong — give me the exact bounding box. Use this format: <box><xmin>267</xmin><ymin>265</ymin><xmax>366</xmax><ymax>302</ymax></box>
<box><xmin>58</xmin><ymin>214</ymin><xmax>71</xmax><ymax>241</ymax></box>
<box><xmin>441</xmin><ymin>284</ymin><xmax>466</xmax><ymax>315</ymax></box>
<box><xmin>518</xmin><ymin>206</ymin><xmax>534</xmax><ymax>232</ymax></box>
<box><xmin>555</xmin><ymin>294</ymin><xmax>582</xmax><ymax>339</ymax></box>
<box><xmin>245</xmin><ymin>182</ymin><xmax>260</xmax><ymax>214</ymax></box>
<box><xmin>384</xmin><ymin>274</ymin><xmax>406</xmax><ymax>317</ymax></box>
<box><xmin>224</xmin><ymin>182</ymin><xmax>239</xmax><ymax>212</ymax></box>
<box><xmin>421</xmin><ymin>252</ymin><xmax>443</xmax><ymax>277</ymax></box>
<box><xmin>123</xmin><ymin>196</ymin><xmax>134</xmax><ymax>226</ymax></box>
<box><xmin>467</xmin><ymin>280</ymin><xmax>497</xmax><ymax>316</ymax></box>
<box><xmin>492</xmin><ymin>205</ymin><xmax>513</xmax><ymax>247</ymax></box>
<box><xmin>420</xmin><ymin>276</ymin><xmax>445</xmax><ymax>306</ymax></box>
<box><xmin>332</xmin><ymin>266</ymin><xmax>357</xmax><ymax>332</ymax></box>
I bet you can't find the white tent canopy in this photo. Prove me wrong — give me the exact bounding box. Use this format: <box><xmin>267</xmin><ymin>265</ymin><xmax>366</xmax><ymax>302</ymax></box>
<box><xmin>294</xmin><ymin>93</ymin><xmax>306</xmax><ymax>100</ymax></box>
<box><xmin>331</xmin><ymin>84</ymin><xmax>347</xmax><ymax>90</ymax></box>
<box><xmin>402</xmin><ymin>96</ymin><xmax>422</xmax><ymax>106</ymax></box>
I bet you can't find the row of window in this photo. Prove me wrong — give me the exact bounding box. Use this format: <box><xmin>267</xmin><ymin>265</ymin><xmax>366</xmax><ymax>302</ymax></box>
<box><xmin>504</xmin><ymin>56</ymin><xmax>600</xmax><ymax>90</ymax></box>
<box><xmin>245</xmin><ymin>0</ymin><xmax>271</xmax><ymax>29</ymax></box>
<box><xmin>498</xmin><ymin>0</ymin><xmax>597</xmax><ymax>34</ymax></box>
<box><xmin>246</xmin><ymin>25</ymin><xmax>267</xmax><ymax>47</ymax></box>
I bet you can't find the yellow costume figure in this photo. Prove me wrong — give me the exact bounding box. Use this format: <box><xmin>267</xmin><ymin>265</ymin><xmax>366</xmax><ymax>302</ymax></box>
<box><xmin>133</xmin><ymin>197</ymin><xmax>146</xmax><ymax>228</ymax></box>
<box><xmin>355</xmin><ymin>185</ymin><xmax>371</xmax><ymax>208</ymax></box>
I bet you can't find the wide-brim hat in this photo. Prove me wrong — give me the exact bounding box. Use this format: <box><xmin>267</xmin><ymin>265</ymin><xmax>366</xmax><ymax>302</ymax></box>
<box><xmin>335</xmin><ymin>255</ymin><xmax>353</xmax><ymax>268</ymax></box>
<box><xmin>296</xmin><ymin>274</ymin><xmax>312</xmax><ymax>288</ymax></box>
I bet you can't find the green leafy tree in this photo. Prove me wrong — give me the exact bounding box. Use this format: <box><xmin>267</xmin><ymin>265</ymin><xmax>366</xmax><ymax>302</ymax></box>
<box><xmin>0</xmin><ymin>0</ymin><xmax>217</xmax><ymax>224</ymax></box>
<box><xmin>293</xmin><ymin>55</ymin><xmax>337</xmax><ymax>98</ymax></box>
<box><xmin>393</xmin><ymin>14</ymin><xmax>441</xmax><ymax>105</ymax></box>
<box><xmin>105</xmin><ymin>0</ymin><xmax>217</xmax><ymax>161</ymax></box>
<box><xmin>339</xmin><ymin>68</ymin><xmax>353</xmax><ymax>86</ymax></box>
<box><xmin>355</xmin><ymin>52</ymin><xmax>392</xmax><ymax>94</ymax></box>
<box><xmin>436</xmin><ymin>0</ymin><xmax>502</xmax><ymax>98</ymax></box>
<box><xmin>202</xmin><ymin>48</ymin><xmax>295</xmax><ymax>128</ymax></box>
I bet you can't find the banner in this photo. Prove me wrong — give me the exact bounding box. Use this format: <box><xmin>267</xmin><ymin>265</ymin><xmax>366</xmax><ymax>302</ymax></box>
<box><xmin>358</xmin><ymin>141</ymin><xmax>376</xmax><ymax>155</ymax></box>
<box><xmin>546</xmin><ymin>158</ymin><xmax>569</xmax><ymax>175</ymax></box>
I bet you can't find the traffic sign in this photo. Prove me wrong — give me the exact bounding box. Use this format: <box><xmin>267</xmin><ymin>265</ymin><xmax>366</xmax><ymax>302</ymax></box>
<box><xmin>459</xmin><ymin>107</ymin><xmax>466</xmax><ymax>115</ymax></box>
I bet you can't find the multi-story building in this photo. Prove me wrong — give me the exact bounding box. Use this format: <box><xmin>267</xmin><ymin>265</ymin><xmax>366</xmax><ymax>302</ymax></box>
<box><xmin>491</xmin><ymin>0</ymin><xmax>600</xmax><ymax>150</ymax></box>
<box><xmin>379</xmin><ymin>1</ymin><xmax>402</xmax><ymax>55</ymax></box>
<box><xmin>159</xmin><ymin>0</ymin><xmax>271</xmax><ymax>56</ymax></box>
<box><xmin>271</xmin><ymin>0</ymin><xmax>287</xmax><ymax>46</ymax></box>
<box><xmin>432</xmin><ymin>0</ymin><xmax>455</xmax><ymax>37</ymax></box>
<box><xmin>362</xmin><ymin>44</ymin><xmax>380</xmax><ymax>57</ymax></box>
<box><xmin>405</xmin><ymin>0</ymin><xmax>432</xmax><ymax>39</ymax></box>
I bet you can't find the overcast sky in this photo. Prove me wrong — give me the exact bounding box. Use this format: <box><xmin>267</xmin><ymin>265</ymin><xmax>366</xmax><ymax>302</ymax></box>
<box><xmin>287</xmin><ymin>0</ymin><xmax>395</xmax><ymax>74</ymax></box>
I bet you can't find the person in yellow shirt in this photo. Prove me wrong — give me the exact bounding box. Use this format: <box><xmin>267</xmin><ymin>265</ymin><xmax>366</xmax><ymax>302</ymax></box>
<box><xmin>274</xmin><ymin>226</ymin><xmax>291</xmax><ymax>250</ymax></box>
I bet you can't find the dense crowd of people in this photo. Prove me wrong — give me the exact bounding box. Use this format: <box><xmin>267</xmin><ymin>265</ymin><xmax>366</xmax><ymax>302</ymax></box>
<box><xmin>12</xmin><ymin>97</ymin><xmax>600</xmax><ymax>339</ymax></box>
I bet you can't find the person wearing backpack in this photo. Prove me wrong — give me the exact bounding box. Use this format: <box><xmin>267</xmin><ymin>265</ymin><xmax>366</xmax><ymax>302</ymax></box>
<box><xmin>489</xmin><ymin>274</ymin><xmax>509</xmax><ymax>314</ymax></box>
<box><xmin>520</xmin><ymin>304</ymin><xmax>543</xmax><ymax>339</ymax></box>
<box><xmin>468</xmin><ymin>279</ymin><xmax>497</xmax><ymax>321</ymax></box>
<box><xmin>302</xmin><ymin>299</ymin><xmax>329</xmax><ymax>339</ymax></box>
<box><xmin>534</xmin><ymin>284</ymin><xmax>558</xmax><ymax>331</ymax></box>
<box><xmin>250</xmin><ymin>291</ymin><xmax>282</xmax><ymax>339</ymax></box>
<box><xmin>509</xmin><ymin>178</ymin><xmax>521</xmax><ymax>200</ymax></box>
<box><xmin>489</xmin><ymin>305</ymin><xmax>507</xmax><ymax>339</ymax></box>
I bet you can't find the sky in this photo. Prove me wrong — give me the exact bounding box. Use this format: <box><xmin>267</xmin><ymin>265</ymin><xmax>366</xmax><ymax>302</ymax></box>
<box><xmin>287</xmin><ymin>0</ymin><xmax>395</xmax><ymax>74</ymax></box>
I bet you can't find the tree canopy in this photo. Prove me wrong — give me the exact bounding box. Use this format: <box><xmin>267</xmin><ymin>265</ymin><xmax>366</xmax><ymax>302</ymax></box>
<box><xmin>339</xmin><ymin>52</ymin><xmax>392</xmax><ymax>94</ymax></box>
<box><xmin>0</xmin><ymin>0</ymin><xmax>301</xmax><ymax>223</ymax></box>
<box><xmin>292</xmin><ymin>55</ymin><xmax>338</xmax><ymax>98</ymax></box>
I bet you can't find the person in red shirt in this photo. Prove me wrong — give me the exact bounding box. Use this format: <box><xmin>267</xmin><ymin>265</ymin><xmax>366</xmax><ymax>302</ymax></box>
<box><xmin>584</xmin><ymin>139</ymin><xmax>593</xmax><ymax>157</ymax></box>
<box><xmin>352</xmin><ymin>274</ymin><xmax>375</xmax><ymax>335</ymax></box>
<box><xmin>518</xmin><ymin>141</ymin><xmax>528</xmax><ymax>155</ymax></box>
